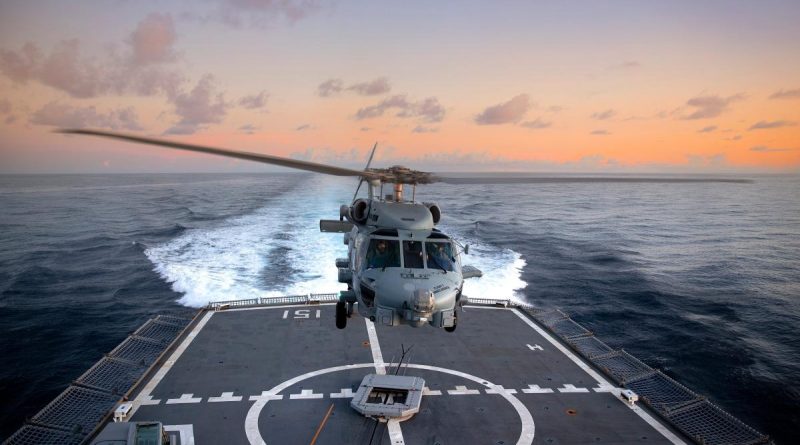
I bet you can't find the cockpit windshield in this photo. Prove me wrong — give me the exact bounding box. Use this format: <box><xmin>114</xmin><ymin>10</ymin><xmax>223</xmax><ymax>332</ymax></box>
<box><xmin>403</xmin><ymin>241</ymin><xmax>425</xmax><ymax>269</ymax></box>
<box><xmin>366</xmin><ymin>238</ymin><xmax>400</xmax><ymax>269</ymax></box>
<box><xmin>425</xmin><ymin>241</ymin><xmax>456</xmax><ymax>272</ymax></box>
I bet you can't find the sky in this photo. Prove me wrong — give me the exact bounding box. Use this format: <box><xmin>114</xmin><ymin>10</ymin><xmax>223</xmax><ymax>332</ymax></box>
<box><xmin>0</xmin><ymin>0</ymin><xmax>799</xmax><ymax>174</ymax></box>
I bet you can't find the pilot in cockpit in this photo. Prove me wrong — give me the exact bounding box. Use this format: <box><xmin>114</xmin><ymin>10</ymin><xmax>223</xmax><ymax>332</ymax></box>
<box><xmin>427</xmin><ymin>242</ymin><xmax>455</xmax><ymax>271</ymax></box>
<box><xmin>367</xmin><ymin>240</ymin><xmax>395</xmax><ymax>269</ymax></box>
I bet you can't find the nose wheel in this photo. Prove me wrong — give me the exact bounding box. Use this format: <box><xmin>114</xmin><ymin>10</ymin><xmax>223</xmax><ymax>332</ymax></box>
<box><xmin>336</xmin><ymin>301</ymin><xmax>347</xmax><ymax>329</ymax></box>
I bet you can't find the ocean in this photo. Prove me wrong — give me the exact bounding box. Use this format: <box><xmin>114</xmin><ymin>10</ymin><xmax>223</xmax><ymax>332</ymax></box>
<box><xmin>0</xmin><ymin>173</ymin><xmax>798</xmax><ymax>443</ymax></box>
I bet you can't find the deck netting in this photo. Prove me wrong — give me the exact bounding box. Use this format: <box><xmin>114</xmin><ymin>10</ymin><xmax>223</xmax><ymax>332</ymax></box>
<box><xmin>31</xmin><ymin>386</ymin><xmax>118</xmax><ymax>435</ymax></box>
<box><xmin>593</xmin><ymin>350</ymin><xmax>654</xmax><ymax>384</ymax></box>
<box><xmin>624</xmin><ymin>371</ymin><xmax>703</xmax><ymax>412</ymax></box>
<box><xmin>4</xmin><ymin>425</ymin><xmax>83</xmax><ymax>445</ymax></box>
<box><xmin>666</xmin><ymin>400</ymin><xmax>770</xmax><ymax>445</ymax></box>
<box><xmin>76</xmin><ymin>357</ymin><xmax>145</xmax><ymax>394</ymax></box>
<box><xmin>110</xmin><ymin>336</ymin><xmax>166</xmax><ymax>366</ymax></box>
<box><xmin>4</xmin><ymin>313</ymin><xmax>194</xmax><ymax>445</ymax></box>
<box><xmin>135</xmin><ymin>319</ymin><xmax>186</xmax><ymax>344</ymax></box>
<box><xmin>549</xmin><ymin>317</ymin><xmax>591</xmax><ymax>338</ymax></box>
<box><xmin>567</xmin><ymin>335</ymin><xmax>614</xmax><ymax>358</ymax></box>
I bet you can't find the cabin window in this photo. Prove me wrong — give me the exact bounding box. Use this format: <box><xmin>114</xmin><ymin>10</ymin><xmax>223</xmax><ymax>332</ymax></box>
<box><xmin>425</xmin><ymin>241</ymin><xmax>456</xmax><ymax>271</ymax></box>
<box><xmin>402</xmin><ymin>240</ymin><xmax>425</xmax><ymax>269</ymax></box>
<box><xmin>365</xmin><ymin>239</ymin><xmax>400</xmax><ymax>269</ymax></box>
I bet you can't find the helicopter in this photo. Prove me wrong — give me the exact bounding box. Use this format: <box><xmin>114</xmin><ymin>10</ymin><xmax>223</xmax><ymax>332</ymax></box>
<box><xmin>58</xmin><ymin>129</ymin><xmax>488</xmax><ymax>332</ymax></box>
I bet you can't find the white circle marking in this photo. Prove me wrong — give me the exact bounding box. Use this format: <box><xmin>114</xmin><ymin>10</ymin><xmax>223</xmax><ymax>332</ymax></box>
<box><xmin>244</xmin><ymin>362</ymin><xmax>534</xmax><ymax>445</ymax></box>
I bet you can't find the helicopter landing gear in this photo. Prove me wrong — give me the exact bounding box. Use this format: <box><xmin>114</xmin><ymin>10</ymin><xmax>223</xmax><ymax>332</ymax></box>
<box><xmin>336</xmin><ymin>301</ymin><xmax>347</xmax><ymax>329</ymax></box>
<box><xmin>445</xmin><ymin>310</ymin><xmax>458</xmax><ymax>333</ymax></box>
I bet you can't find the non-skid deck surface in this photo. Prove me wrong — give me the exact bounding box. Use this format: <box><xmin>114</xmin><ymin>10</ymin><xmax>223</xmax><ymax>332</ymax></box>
<box><xmin>130</xmin><ymin>304</ymin><xmax>684</xmax><ymax>445</ymax></box>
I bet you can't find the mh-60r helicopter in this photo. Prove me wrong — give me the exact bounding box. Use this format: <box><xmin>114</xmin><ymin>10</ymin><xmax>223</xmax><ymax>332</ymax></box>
<box><xmin>59</xmin><ymin>129</ymin><xmax>486</xmax><ymax>332</ymax></box>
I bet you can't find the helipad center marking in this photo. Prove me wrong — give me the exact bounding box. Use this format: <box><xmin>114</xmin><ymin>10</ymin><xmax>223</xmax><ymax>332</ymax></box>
<box><xmin>166</xmin><ymin>393</ymin><xmax>202</xmax><ymax>404</ymax></box>
<box><xmin>364</xmin><ymin>318</ymin><xmax>386</xmax><ymax>375</ymax></box>
<box><xmin>129</xmin><ymin>311</ymin><xmax>214</xmax><ymax>417</ymax></box>
<box><xmin>243</xmin><ymin>363</ymin><xmax>536</xmax><ymax>445</ymax></box>
<box><xmin>209</xmin><ymin>392</ymin><xmax>243</xmax><ymax>402</ymax></box>
<box><xmin>501</xmin><ymin>307</ymin><xmax>687</xmax><ymax>445</ymax></box>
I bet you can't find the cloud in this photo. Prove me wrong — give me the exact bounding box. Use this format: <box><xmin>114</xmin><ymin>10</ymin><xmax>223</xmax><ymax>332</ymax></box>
<box><xmin>317</xmin><ymin>78</ymin><xmax>343</xmax><ymax>97</ymax></box>
<box><xmin>239</xmin><ymin>124</ymin><xmax>258</xmax><ymax>134</ymax></box>
<box><xmin>0</xmin><ymin>99</ymin><xmax>10</xmax><ymax>114</ymax></box>
<box><xmin>200</xmin><ymin>0</ymin><xmax>324</xmax><ymax>28</ymax></box>
<box><xmin>355</xmin><ymin>94</ymin><xmax>445</xmax><ymax>123</ymax></box>
<box><xmin>5</xmin><ymin>115</ymin><xmax>17</xmax><ymax>124</ymax></box>
<box><xmin>750</xmin><ymin>145</ymin><xmax>797</xmax><ymax>152</ymax></box>
<box><xmin>238</xmin><ymin>91</ymin><xmax>269</xmax><ymax>109</ymax></box>
<box><xmin>318</xmin><ymin>77</ymin><xmax>391</xmax><ymax>97</ymax></box>
<box><xmin>30</xmin><ymin>102</ymin><xmax>143</xmax><ymax>130</ymax></box>
<box><xmin>165</xmin><ymin>74</ymin><xmax>228</xmax><ymax>134</ymax></box>
<box><xmin>769</xmin><ymin>88</ymin><xmax>800</xmax><ymax>100</ymax></box>
<box><xmin>347</xmin><ymin>77</ymin><xmax>391</xmax><ymax>96</ymax></box>
<box><xmin>698</xmin><ymin>125</ymin><xmax>717</xmax><ymax>133</ymax></box>
<box><xmin>727</xmin><ymin>135</ymin><xmax>742</xmax><ymax>141</ymax></box>
<box><xmin>748</xmin><ymin>120</ymin><xmax>796</xmax><ymax>130</ymax></box>
<box><xmin>591</xmin><ymin>109</ymin><xmax>616</xmax><ymax>120</ymax></box>
<box><xmin>474</xmin><ymin>94</ymin><xmax>531</xmax><ymax>125</ymax></box>
<box><xmin>129</xmin><ymin>13</ymin><xmax>177</xmax><ymax>65</ymax></box>
<box><xmin>295</xmin><ymin>124</ymin><xmax>311</xmax><ymax>131</ymax></box>
<box><xmin>591</xmin><ymin>129</ymin><xmax>610</xmax><ymax>135</ymax></box>
<box><xmin>683</xmin><ymin>94</ymin><xmax>744</xmax><ymax>119</ymax></box>
<box><xmin>0</xmin><ymin>19</ymin><xmax>184</xmax><ymax>99</ymax></box>
<box><xmin>412</xmin><ymin>125</ymin><xmax>438</xmax><ymax>133</ymax></box>
<box><xmin>520</xmin><ymin>118</ymin><xmax>552</xmax><ymax>129</ymax></box>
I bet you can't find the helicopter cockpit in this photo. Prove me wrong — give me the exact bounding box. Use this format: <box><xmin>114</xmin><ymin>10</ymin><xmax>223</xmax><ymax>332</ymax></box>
<box><xmin>363</xmin><ymin>231</ymin><xmax>460</xmax><ymax>272</ymax></box>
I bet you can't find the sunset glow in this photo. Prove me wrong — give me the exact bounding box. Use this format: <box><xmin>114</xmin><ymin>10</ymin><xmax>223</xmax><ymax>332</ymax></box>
<box><xmin>1</xmin><ymin>1</ymin><xmax>799</xmax><ymax>173</ymax></box>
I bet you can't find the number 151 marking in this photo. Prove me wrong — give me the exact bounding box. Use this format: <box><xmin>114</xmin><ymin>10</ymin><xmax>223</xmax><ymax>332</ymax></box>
<box><xmin>283</xmin><ymin>309</ymin><xmax>321</xmax><ymax>319</ymax></box>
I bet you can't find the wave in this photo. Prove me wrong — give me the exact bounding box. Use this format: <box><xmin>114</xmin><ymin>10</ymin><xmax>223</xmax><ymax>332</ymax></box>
<box><xmin>146</xmin><ymin>176</ymin><xmax>528</xmax><ymax>307</ymax></box>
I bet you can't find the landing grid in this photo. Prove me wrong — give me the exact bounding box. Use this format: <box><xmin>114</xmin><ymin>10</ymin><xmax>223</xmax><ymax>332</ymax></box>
<box><xmin>4</xmin><ymin>295</ymin><xmax>771</xmax><ymax>445</ymax></box>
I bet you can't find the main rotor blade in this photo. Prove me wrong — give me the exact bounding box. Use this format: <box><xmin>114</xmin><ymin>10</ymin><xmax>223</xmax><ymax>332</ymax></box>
<box><xmin>58</xmin><ymin>129</ymin><xmax>375</xmax><ymax>178</ymax></box>
<box><xmin>353</xmin><ymin>142</ymin><xmax>379</xmax><ymax>201</ymax></box>
<box><xmin>432</xmin><ymin>174</ymin><xmax>752</xmax><ymax>184</ymax></box>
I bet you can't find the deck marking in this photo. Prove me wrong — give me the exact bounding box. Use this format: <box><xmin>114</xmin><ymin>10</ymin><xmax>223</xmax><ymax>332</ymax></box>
<box><xmin>522</xmin><ymin>385</ymin><xmax>553</xmax><ymax>394</ymax></box>
<box><xmin>225</xmin><ymin>303</ymin><xmax>335</xmax><ymax>312</ymax></box>
<box><xmin>592</xmin><ymin>384</ymin><xmax>615</xmax><ymax>393</ymax></box>
<box><xmin>164</xmin><ymin>425</ymin><xmax>195</xmax><ymax>445</ymax></box>
<box><xmin>138</xmin><ymin>395</ymin><xmax>161</xmax><ymax>405</ymax></box>
<box><xmin>364</xmin><ymin>318</ymin><xmax>387</xmax><ymax>375</ymax></box>
<box><xmin>558</xmin><ymin>384</ymin><xmax>589</xmax><ymax>393</ymax></box>
<box><xmin>387</xmin><ymin>419</ymin><xmax>405</xmax><ymax>445</ymax></box>
<box><xmin>129</xmin><ymin>310</ymin><xmax>213</xmax><ymax>416</ymax></box>
<box><xmin>245</xmin><ymin>362</ymin><xmax>535</xmax><ymax>445</ymax></box>
<box><xmin>486</xmin><ymin>385</ymin><xmax>518</xmax><ymax>394</ymax></box>
<box><xmin>166</xmin><ymin>393</ymin><xmax>202</xmax><ymax>404</ymax></box>
<box><xmin>330</xmin><ymin>388</ymin><xmax>355</xmax><ymax>398</ymax></box>
<box><xmin>209</xmin><ymin>392</ymin><xmax>243</xmax><ymax>402</ymax></box>
<box><xmin>422</xmin><ymin>387</ymin><xmax>442</xmax><ymax>396</ymax></box>
<box><xmin>249</xmin><ymin>391</ymin><xmax>283</xmax><ymax>401</ymax></box>
<box><xmin>527</xmin><ymin>344</ymin><xmax>543</xmax><ymax>351</ymax></box>
<box><xmin>448</xmin><ymin>385</ymin><xmax>480</xmax><ymax>395</ymax></box>
<box><xmin>508</xmin><ymin>307</ymin><xmax>687</xmax><ymax>445</ymax></box>
<box><xmin>290</xmin><ymin>389</ymin><xmax>324</xmax><ymax>400</ymax></box>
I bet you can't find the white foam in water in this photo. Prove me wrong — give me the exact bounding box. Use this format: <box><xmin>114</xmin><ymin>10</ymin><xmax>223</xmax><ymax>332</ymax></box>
<box><xmin>439</xmin><ymin>226</ymin><xmax>528</xmax><ymax>304</ymax></box>
<box><xmin>146</xmin><ymin>176</ymin><xmax>527</xmax><ymax>307</ymax></box>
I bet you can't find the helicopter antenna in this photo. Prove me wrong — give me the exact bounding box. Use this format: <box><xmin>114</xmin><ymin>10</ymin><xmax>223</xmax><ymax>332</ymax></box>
<box><xmin>353</xmin><ymin>142</ymin><xmax>378</xmax><ymax>201</ymax></box>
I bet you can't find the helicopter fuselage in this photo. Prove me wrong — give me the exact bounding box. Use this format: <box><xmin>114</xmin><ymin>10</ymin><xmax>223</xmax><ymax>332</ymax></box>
<box><xmin>327</xmin><ymin>199</ymin><xmax>466</xmax><ymax>330</ymax></box>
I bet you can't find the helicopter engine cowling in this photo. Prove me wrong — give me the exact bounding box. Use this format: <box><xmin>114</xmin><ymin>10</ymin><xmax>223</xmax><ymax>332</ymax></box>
<box><xmin>424</xmin><ymin>202</ymin><xmax>441</xmax><ymax>225</ymax></box>
<box><xmin>350</xmin><ymin>199</ymin><xmax>370</xmax><ymax>224</ymax></box>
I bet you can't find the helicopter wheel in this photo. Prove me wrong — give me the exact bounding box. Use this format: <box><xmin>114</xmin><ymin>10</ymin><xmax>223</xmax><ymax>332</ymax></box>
<box><xmin>445</xmin><ymin>310</ymin><xmax>458</xmax><ymax>333</ymax></box>
<box><xmin>336</xmin><ymin>301</ymin><xmax>347</xmax><ymax>329</ymax></box>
